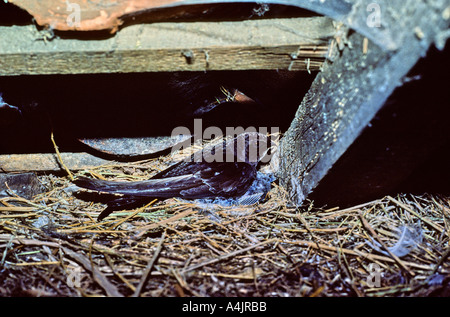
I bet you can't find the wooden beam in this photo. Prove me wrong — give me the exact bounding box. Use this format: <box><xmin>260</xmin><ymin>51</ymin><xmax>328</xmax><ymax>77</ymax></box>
<box><xmin>0</xmin><ymin>17</ymin><xmax>333</xmax><ymax>75</ymax></box>
<box><xmin>278</xmin><ymin>0</ymin><xmax>449</xmax><ymax>205</ymax></box>
<box><xmin>0</xmin><ymin>153</ymin><xmax>111</xmax><ymax>173</ymax></box>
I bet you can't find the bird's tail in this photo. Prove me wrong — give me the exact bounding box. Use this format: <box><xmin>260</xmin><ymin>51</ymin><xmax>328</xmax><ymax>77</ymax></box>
<box><xmin>73</xmin><ymin>176</ymin><xmax>112</xmax><ymax>192</ymax></box>
<box><xmin>74</xmin><ymin>175</ymin><xmax>193</xmax><ymax>198</ymax></box>
<box><xmin>98</xmin><ymin>196</ymin><xmax>152</xmax><ymax>221</ymax></box>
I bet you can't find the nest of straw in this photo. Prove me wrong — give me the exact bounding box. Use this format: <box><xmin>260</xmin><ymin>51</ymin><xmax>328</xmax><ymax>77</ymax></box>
<box><xmin>0</xmin><ymin>147</ymin><xmax>449</xmax><ymax>297</ymax></box>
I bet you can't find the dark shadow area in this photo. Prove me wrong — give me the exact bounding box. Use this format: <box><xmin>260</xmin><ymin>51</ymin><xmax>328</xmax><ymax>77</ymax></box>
<box><xmin>120</xmin><ymin>2</ymin><xmax>318</xmax><ymax>25</ymax></box>
<box><xmin>0</xmin><ymin>70</ymin><xmax>315</xmax><ymax>156</ymax></box>
<box><xmin>0</xmin><ymin>2</ymin><xmax>318</xmax><ymax>40</ymax></box>
<box><xmin>310</xmin><ymin>42</ymin><xmax>450</xmax><ymax>207</ymax></box>
<box><xmin>0</xmin><ymin>2</ymin><xmax>33</xmax><ymax>26</ymax></box>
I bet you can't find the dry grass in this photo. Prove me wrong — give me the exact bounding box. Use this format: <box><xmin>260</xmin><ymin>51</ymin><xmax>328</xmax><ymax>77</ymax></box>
<box><xmin>0</xmin><ymin>153</ymin><xmax>449</xmax><ymax>297</ymax></box>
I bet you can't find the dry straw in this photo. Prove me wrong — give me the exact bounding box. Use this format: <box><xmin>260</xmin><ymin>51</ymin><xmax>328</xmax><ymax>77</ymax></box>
<box><xmin>0</xmin><ymin>142</ymin><xmax>449</xmax><ymax>296</ymax></box>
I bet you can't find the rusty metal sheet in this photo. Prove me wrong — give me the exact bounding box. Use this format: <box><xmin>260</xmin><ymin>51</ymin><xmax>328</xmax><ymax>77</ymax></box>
<box><xmin>9</xmin><ymin>0</ymin><xmax>178</xmax><ymax>33</ymax></box>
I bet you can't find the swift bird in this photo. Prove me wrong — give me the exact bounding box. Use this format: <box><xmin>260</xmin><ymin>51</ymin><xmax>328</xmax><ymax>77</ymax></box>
<box><xmin>74</xmin><ymin>132</ymin><xmax>273</xmax><ymax>220</ymax></box>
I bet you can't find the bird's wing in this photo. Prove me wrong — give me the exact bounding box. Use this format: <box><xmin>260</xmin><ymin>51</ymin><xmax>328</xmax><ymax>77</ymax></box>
<box><xmin>179</xmin><ymin>162</ymin><xmax>256</xmax><ymax>198</ymax></box>
<box><xmin>74</xmin><ymin>174</ymin><xmax>200</xmax><ymax>198</ymax></box>
<box><xmin>74</xmin><ymin>162</ymin><xmax>256</xmax><ymax>200</ymax></box>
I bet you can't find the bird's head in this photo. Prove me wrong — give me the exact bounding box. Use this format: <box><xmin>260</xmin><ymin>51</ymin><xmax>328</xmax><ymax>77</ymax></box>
<box><xmin>191</xmin><ymin>132</ymin><xmax>277</xmax><ymax>165</ymax></box>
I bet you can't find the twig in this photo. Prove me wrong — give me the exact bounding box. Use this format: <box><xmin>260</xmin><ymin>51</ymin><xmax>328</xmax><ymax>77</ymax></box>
<box><xmin>132</xmin><ymin>231</ymin><xmax>166</xmax><ymax>297</ymax></box>
<box><xmin>62</xmin><ymin>246</ymin><xmax>123</xmax><ymax>297</ymax></box>
<box><xmin>134</xmin><ymin>208</ymin><xmax>197</xmax><ymax>237</ymax></box>
<box><xmin>319</xmin><ymin>198</ymin><xmax>383</xmax><ymax>220</ymax></box>
<box><xmin>284</xmin><ymin>239</ymin><xmax>431</xmax><ymax>271</ymax></box>
<box><xmin>109</xmin><ymin>199</ymin><xmax>157</xmax><ymax>230</ymax></box>
<box><xmin>181</xmin><ymin>238</ymin><xmax>278</xmax><ymax>273</ymax></box>
<box><xmin>431</xmin><ymin>245</ymin><xmax>450</xmax><ymax>275</ymax></box>
<box><xmin>387</xmin><ymin>196</ymin><xmax>444</xmax><ymax>233</ymax></box>
<box><xmin>0</xmin><ymin>235</ymin><xmax>61</xmax><ymax>248</ymax></box>
<box><xmin>50</xmin><ymin>131</ymin><xmax>74</xmax><ymax>181</ymax></box>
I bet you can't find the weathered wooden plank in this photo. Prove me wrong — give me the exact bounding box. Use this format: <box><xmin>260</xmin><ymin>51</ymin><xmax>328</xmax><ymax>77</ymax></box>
<box><xmin>0</xmin><ymin>17</ymin><xmax>333</xmax><ymax>75</ymax></box>
<box><xmin>278</xmin><ymin>0</ymin><xmax>449</xmax><ymax>205</ymax></box>
<box><xmin>0</xmin><ymin>153</ymin><xmax>111</xmax><ymax>173</ymax></box>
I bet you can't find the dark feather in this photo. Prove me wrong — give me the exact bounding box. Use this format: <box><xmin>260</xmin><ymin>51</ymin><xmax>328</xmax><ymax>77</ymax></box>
<box><xmin>97</xmin><ymin>196</ymin><xmax>150</xmax><ymax>221</ymax></box>
<box><xmin>74</xmin><ymin>132</ymin><xmax>271</xmax><ymax>220</ymax></box>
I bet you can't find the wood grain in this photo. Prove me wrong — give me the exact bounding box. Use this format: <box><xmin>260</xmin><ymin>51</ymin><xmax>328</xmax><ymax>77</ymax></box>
<box><xmin>0</xmin><ymin>17</ymin><xmax>333</xmax><ymax>75</ymax></box>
